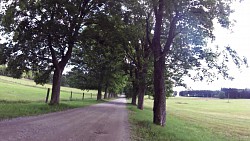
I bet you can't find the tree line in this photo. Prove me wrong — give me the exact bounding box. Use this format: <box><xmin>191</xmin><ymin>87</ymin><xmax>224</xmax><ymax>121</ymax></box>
<box><xmin>179</xmin><ymin>88</ymin><xmax>250</xmax><ymax>99</ymax></box>
<box><xmin>0</xmin><ymin>0</ymin><xmax>246</xmax><ymax>126</ymax></box>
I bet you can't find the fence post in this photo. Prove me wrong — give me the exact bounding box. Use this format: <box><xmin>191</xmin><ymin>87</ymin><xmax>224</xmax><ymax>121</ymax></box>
<box><xmin>82</xmin><ymin>93</ymin><xmax>84</xmax><ymax>100</ymax></box>
<box><xmin>70</xmin><ymin>91</ymin><xmax>73</xmax><ymax>101</ymax></box>
<box><xmin>45</xmin><ymin>88</ymin><xmax>50</xmax><ymax>103</ymax></box>
<box><xmin>91</xmin><ymin>93</ymin><xmax>92</xmax><ymax>99</ymax></box>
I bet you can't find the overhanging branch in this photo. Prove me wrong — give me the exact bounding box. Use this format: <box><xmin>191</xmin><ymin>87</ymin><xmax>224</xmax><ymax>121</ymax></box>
<box><xmin>163</xmin><ymin>13</ymin><xmax>179</xmax><ymax>56</ymax></box>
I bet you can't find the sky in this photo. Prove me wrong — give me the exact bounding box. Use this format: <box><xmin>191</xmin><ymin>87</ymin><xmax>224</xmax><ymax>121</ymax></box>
<box><xmin>175</xmin><ymin>0</ymin><xmax>250</xmax><ymax>91</ymax></box>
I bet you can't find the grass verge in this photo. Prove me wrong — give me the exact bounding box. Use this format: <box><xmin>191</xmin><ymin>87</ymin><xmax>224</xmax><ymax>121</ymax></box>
<box><xmin>0</xmin><ymin>75</ymin><xmax>106</xmax><ymax>120</ymax></box>
<box><xmin>0</xmin><ymin>99</ymin><xmax>104</xmax><ymax>120</ymax></box>
<box><xmin>128</xmin><ymin>97</ymin><xmax>250</xmax><ymax>141</ymax></box>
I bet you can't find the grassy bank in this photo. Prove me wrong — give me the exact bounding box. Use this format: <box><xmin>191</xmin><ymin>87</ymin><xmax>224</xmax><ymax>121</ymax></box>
<box><xmin>128</xmin><ymin>97</ymin><xmax>250</xmax><ymax>141</ymax></box>
<box><xmin>0</xmin><ymin>99</ymin><xmax>103</xmax><ymax>120</ymax></box>
<box><xmin>0</xmin><ymin>75</ymin><xmax>102</xmax><ymax>120</ymax></box>
<box><xmin>0</xmin><ymin>75</ymin><xmax>97</xmax><ymax>101</ymax></box>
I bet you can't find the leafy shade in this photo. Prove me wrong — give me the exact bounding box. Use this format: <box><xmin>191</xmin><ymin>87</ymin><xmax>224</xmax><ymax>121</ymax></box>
<box><xmin>70</xmin><ymin>6</ymin><xmax>128</xmax><ymax>99</ymax></box>
<box><xmin>0</xmin><ymin>0</ymin><xmax>107</xmax><ymax>104</ymax></box>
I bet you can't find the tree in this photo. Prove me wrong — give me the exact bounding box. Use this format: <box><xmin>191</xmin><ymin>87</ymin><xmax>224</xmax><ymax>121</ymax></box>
<box><xmin>0</xmin><ymin>0</ymin><xmax>106</xmax><ymax>104</ymax></box>
<box><xmin>146</xmin><ymin>0</ymin><xmax>243</xmax><ymax>126</ymax></box>
<box><xmin>122</xmin><ymin>0</ymin><xmax>154</xmax><ymax>109</ymax></box>
<box><xmin>71</xmin><ymin>6</ymin><xmax>127</xmax><ymax>100</ymax></box>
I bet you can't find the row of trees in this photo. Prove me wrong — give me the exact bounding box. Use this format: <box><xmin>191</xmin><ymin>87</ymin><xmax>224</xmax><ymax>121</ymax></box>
<box><xmin>0</xmin><ymin>0</ymin><xmax>246</xmax><ymax>126</ymax></box>
<box><xmin>180</xmin><ymin>88</ymin><xmax>250</xmax><ymax>99</ymax></box>
<box><xmin>179</xmin><ymin>90</ymin><xmax>222</xmax><ymax>98</ymax></box>
<box><xmin>221</xmin><ymin>88</ymin><xmax>250</xmax><ymax>99</ymax></box>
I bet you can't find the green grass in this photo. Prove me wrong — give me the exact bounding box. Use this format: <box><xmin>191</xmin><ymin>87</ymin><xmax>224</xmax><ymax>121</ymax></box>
<box><xmin>0</xmin><ymin>75</ymin><xmax>98</xmax><ymax>101</ymax></box>
<box><xmin>128</xmin><ymin>97</ymin><xmax>250</xmax><ymax>141</ymax></box>
<box><xmin>0</xmin><ymin>75</ymin><xmax>102</xmax><ymax>120</ymax></box>
<box><xmin>0</xmin><ymin>99</ymin><xmax>103</xmax><ymax>120</ymax></box>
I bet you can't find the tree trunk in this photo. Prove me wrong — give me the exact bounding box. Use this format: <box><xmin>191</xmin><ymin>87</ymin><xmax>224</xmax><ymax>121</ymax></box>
<box><xmin>137</xmin><ymin>83</ymin><xmax>146</xmax><ymax>110</ymax></box>
<box><xmin>153</xmin><ymin>56</ymin><xmax>166</xmax><ymax>126</ymax></box>
<box><xmin>137</xmin><ymin>51</ymin><xmax>149</xmax><ymax>110</ymax></box>
<box><xmin>132</xmin><ymin>68</ymin><xmax>139</xmax><ymax>105</ymax></box>
<box><xmin>137</xmin><ymin>66</ymin><xmax>147</xmax><ymax>110</ymax></box>
<box><xmin>150</xmin><ymin>0</ymin><xmax>167</xmax><ymax>126</ymax></box>
<box><xmin>50</xmin><ymin>69</ymin><xmax>63</xmax><ymax>105</ymax></box>
<box><xmin>97</xmin><ymin>71</ymin><xmax>104</xmax><ymax>100</ymax></box>
<box><xmin>97</xmin><ymin>81</ymin><xmax>102</xmax><ymax>100</ymax></box>
<box><xmin>131</xmin><ymin>89</ymin><xmax>137</xmax><ymax>105</ymax></box>
<box><xmin>104</xmin><ymin>83</ymin><xmax>108</xmax><ymax>99</ymax></box>
<box><xmin>129</xmin><ymin>62</ymin><xmax>137</xmax><ymax>105</ymax></box>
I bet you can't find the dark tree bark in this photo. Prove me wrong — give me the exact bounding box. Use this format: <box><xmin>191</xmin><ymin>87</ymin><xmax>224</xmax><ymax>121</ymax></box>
<box><xmin>137</xmin><ymin>59</ymin><xmax>149</xmax><ymax>110</ymax></box>
<box><xmin>49</xmin><ymin>60</ymin><xmax>70</xmax><ymax>105</ymax></box>
<box><xmin>49</xmin><ymin>49</ymin><xmax>72</xmax><ymax>105</ymax></box>
<box><xmin>50</xmin><ymin>68</ymin><xmax>63</xmax><ymax>105</ymax></box>
<box><xmin>153</xmin><ymin>55</ymin><xmax>166</xmax><ymax>126</ymax></box>
<box><xmin>109</xmin><ymin>93</ymin><xmax>114</xmax><ymax>98</ymax></box>
<box><xmin>137</xmin><ymin>83</ymin><xmax>146</xmax><ymax>110</ymax></box>
<box><xmin>150</xmin><ymin>3</ymin><xmax>177</xmax><ymax>125</ymax></box>
<box><xmin>48</xmin><ymin>33</ymin><xmax>73</xmax><ymax>105</ymax></box>
<box><xmin>48</xmin><ymin>2</ymin><xmax>84</xmax><ymax>105</ymax></box>
<box><xmin>137</xmin><ymin>65</ymin><xmax>148</xmax><ymax>110</ymax></box>
<box><xmin>97</xmin><ymin>84</ymin><xmax>102</xmax><ymax>100</ymax></box>
<box><xmin>97</xmin><ymin>73</ymin><xmax>104</xmax><ymax>100</ymax></box>
<box><xmin>97</xmin><ymin>80</ymin><xmax>102</xmax><ymax>100</ymax></box>
<box><xmin>131</xmin><ymin>85</ymin><xmax>137</xmax><ymax>105</ymax></box>
<box><xmin>151</xmin><ymin>0</ymin><xmax>167</xmax><ymax>126</ymax></box>
<box><xmin>104</xmin><ymin>83</ymin><xmax>108</xmax><ymax>99</ymax></box>
<box><xmin>136</xmin><ymin>39</ymin><xmax>150</xmax><ymax>110</ymax></box>
<box><xmin>131</xmin><ymin>68</ymin><xmax>139</xmax><ymax>105</ymax></box>
<box><xmin>129</xmin><ymin>62</ymin><xmax>137</xmax><ymax>105</ymax></box>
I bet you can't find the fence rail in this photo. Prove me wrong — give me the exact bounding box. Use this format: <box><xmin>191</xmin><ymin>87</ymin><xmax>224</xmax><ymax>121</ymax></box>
<box><xmin>45</xmin><ymin>88</ymin><xmax>98</xmax><ymax>103</ymax></box>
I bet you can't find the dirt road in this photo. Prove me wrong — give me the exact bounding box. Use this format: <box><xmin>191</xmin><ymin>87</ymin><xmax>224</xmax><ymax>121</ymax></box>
<box><xmin>0</xmin><ymin>97</ymin><xmax>130</xmax><ymax>141</ymax></box>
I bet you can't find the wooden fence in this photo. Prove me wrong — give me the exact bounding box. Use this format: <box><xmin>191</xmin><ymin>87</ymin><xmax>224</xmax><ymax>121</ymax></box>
<box><xmin>45</xmin><ymin>88</ymin><xmax>97</xmax><ymax>103</ymax></box>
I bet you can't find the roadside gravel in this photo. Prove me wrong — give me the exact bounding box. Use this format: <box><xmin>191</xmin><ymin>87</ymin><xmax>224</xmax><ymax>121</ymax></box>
<box><xmin>0</xmin><ymin>97</ymin><xmax>130</xmax><ymax>141</ymax></box>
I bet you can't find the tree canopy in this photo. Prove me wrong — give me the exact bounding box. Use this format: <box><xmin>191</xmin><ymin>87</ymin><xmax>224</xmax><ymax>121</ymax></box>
<box><xmin>0</xmin><ymin>0</ymin><xmax>113</xmax><ymax>104</ymax></box>
<box><xmin>143</xmin><ymin>0</ymin><xmax>245</xmax><ymax>126</ymax></box>
<box><xmin>0</xmin><ymin>0</ymin><xmax>247</xmax><ymax>126</ymax></box>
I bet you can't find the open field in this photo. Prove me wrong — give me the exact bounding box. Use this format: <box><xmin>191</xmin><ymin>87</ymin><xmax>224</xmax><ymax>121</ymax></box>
<box><xmin>128</xmin><ymin>97</ymin><xmax>250</xmax><ymax>141</ymax></box>
<box><xmin>0</xmin><ymin>75</ymin><xmax>101</xmax><ymax>120</ymax></box>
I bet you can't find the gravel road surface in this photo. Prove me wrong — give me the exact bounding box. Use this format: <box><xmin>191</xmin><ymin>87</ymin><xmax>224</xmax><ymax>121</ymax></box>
<box><xmin>0</xmin><ymin>97</ymin><xmax>130</xmax><ymax>141</ymax></box>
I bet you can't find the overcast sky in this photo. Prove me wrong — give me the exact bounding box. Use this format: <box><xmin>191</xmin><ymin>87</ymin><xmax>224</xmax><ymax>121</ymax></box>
<box><xmin>176</xmin><ymin>0</ymin><xmax>250</xmax><ymax>91</ymax></box>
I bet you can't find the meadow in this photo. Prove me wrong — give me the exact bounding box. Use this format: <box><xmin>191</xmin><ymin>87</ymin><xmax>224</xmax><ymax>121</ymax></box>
<box><xmin>0</xmin><ymin>75</ymin><xmax>101</xmax><ymax>120</ymax></box>
<box><xmin>128</xmin><ymin>97</ymin><xmax>250</xmax><ymax>141</ymax></box>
